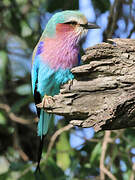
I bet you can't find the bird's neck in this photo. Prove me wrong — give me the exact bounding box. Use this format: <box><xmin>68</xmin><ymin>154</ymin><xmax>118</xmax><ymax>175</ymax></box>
<box><xmin>41</xmin><ymin>26</ymin><xmax>80</xmax><ymax>70</ymax></box>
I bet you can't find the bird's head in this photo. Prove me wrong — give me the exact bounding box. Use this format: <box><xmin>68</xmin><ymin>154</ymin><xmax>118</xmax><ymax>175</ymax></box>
<box><xmin>43</xmin><ymin>10</ymin><xmax>100</xmax><ymax>42</ymax></box>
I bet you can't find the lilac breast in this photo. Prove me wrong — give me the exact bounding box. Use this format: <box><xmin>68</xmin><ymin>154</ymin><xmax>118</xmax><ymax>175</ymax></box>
<box><xmin>41</xmin><ymin>34</ymin><xmax>80</xmax><ymax>70</ymax></box>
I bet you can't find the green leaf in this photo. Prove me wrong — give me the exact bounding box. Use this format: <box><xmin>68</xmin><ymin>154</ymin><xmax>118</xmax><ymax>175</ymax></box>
<box><xmin>56</xmin><ymin>131</ymin><xmax>72</xmax><ymax>170</ymax></box>
<box><xmin>123</xmin><ymin>170</ymin><xmax>132</xmax><ymax>180</ymax></box>
<box><xmin>15</xmin><ymin>84</ymin><xmax>31</xmax><ymax>95</ymax></box>
<box><xmin>10</xmin><ymin>162</ymin><xmax>27</xmax><ymax>171</ymax></box>
<box><xmin>21</xmin><ymin>21</ymin><xmax>32</xmax><ymax>37</ymax></box>
<box><xmin>0</xmin><ymin>113</ymin><xmax>7</xmax><ymax>125</ymax></box>
<box><xmin>90</xmin><ymin>142</ymin><xmax>102</xmax><ymax>164</ymax></box>
<box><xmin>0</xmin><ymin>51</ymin><xmax>8</xmax><ymax>94</ymax></box>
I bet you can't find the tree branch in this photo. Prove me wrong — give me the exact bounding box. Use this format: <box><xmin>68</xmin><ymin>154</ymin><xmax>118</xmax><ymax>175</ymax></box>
<box><xmin>0</xmin><ymin>103</ymin><xmax>32</xmax><ymax>125</ymax></box>
<box><xmin>45</xmin><ymin>124</ymin><xmax>73</xmax><ymax>162</ymax></box>
<box><xmin>100</xmin><ymin>131</ymin><xmax>117</xmax><ymax>180</ymax></box>
<box><xmin>41</xmin><ymin>38</ymin><xmax>135</xmax><ymax>132</ymax></box>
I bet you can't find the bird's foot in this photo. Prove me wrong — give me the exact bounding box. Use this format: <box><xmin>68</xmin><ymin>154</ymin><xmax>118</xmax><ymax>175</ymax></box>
<box><xmin>68</xmin><ymin>79</ymin><xmax>73</xmax><ymax>90</ymax></box>
<box><xmin>36</xmin><ymin>95</ymin><xmax>54</xmax><ymax>109</ymax></box>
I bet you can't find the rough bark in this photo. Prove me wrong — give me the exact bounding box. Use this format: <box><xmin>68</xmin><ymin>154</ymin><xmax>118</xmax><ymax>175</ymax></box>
<box><xmin>44</xmin><ymin>39</ymin><xmax>135</xmax><ymax>132</ymax></box>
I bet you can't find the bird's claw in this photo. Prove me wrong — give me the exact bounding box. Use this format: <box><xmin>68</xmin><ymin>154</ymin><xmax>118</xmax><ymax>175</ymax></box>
<box><xmin>68</xmin><ymin>79</ymin><xmax>73</xmax><ymax>90</ymax></box>
<box><xmin>36</xmin><ymin>95</ymin><xmax>54</xmax><ymax>109</ymax></box>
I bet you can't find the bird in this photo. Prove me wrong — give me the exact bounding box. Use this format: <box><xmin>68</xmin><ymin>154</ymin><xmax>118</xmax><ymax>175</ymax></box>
<box><xmin>31</xmin><ymin>10</ymin><xmax>100</xmax><ymax>172</ymax></box>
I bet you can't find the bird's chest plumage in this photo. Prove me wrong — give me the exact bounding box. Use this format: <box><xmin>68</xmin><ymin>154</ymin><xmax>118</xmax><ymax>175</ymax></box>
<box><xmin>41</xmin><ymin>39</ymin><xmax>79</xmax><ymax>70</ymax></box>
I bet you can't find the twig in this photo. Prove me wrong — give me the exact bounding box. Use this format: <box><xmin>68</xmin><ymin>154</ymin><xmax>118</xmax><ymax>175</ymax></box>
<box><xmin>0</xmin><ymin>103</ymin><xmax>32</xmax><ymax>125</ymax></box>
<box><xmin>45</xmin><ymin>124</ymin><xmax>73</xmax><ymax>161</ymax></box>
<box><xmin>13</xmin><ymin>123</ymin><xmax>29</xmax><ymax>161</ymax></box>
<box><xmin>100</xmin><ymin>131</ymin><xmax>117</xmax><ymax>180</ymax></box>
<box><xmin>17</xmin><ymin>148</ymin><xmax>29</xmax><ymax>161</ymax></box>
<box><xmin>130</xmin><ymin>162</ymin><xmax>135</xmax><ymax>180</ymax></box>
<box><xmin>103</xmin><ymin>0</ymin><xmax>122</xmax><ymax>41</ymax></box>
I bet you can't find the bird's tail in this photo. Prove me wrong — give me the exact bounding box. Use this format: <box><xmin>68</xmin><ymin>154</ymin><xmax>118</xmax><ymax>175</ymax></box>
<box><xmin>35</xmin><ymin>135</ymin><xmax>45</xmax><ymax>173</ymax></box>
<box><xmin>35</xmin><ymin>110</ymin><xmax>52</xmax><ymax>172</ymax></box>
<box><xmin>38</xmin><ymin>109</ymin><xmax>51</xmax><ymax>137</ymax></box>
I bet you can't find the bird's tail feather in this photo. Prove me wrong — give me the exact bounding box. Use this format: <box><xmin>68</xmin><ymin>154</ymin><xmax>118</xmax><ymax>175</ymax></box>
<box><xmin>35</xmin><ymin>135</ymin><xmax>45</xmax><ymax>173</ymax></box>
<box><xmin>38</xmin><ymin>109</ymin><xmax>51</xmax><ymax>137</ymax></box>
<box><xmin>35</xmin><ymin>110</ymin><xmax>52</xmax><ymax>173</ymax></box>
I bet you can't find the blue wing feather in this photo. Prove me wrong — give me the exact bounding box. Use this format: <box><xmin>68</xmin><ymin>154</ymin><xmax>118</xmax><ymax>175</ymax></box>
<box><xmin>36</xmin><ymin>41</ymin><xmax>44</xmax><ymax>56</ymax></box>
<box><xmin>31</xmin><ymin>56</ymin><xmax>39</xmax><ymax>94</ymax></box>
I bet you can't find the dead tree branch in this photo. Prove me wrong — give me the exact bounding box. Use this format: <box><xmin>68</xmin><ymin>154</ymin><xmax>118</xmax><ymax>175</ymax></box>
<box><xmin>42</xmin><ymin>38</ymin><xmax>135</xmax><ymax>132</ymax></box>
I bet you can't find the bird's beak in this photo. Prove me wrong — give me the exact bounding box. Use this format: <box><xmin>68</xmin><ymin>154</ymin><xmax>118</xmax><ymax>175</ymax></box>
<box><xmin>85</xmin><ymin>22</ymin><xmax>100</xmax><ymax>29</ymax></box>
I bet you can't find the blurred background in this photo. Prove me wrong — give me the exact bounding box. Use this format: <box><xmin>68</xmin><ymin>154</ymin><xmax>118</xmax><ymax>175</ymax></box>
<box><xmin>0</xmin><ymin>0</ymin><xmax>135</xmax><ymax>179</ymax></box>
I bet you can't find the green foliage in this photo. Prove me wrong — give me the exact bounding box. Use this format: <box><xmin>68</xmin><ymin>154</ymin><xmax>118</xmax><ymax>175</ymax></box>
<box><xmin>19</xmin><ymin>171</ymin><xmax>35</xmax><ymax>180</ymax></box>
<box><xmin>0</xmin><ymin>172</ymin><xmax>9</xmax><ymax>180</ymax></box>
<box><xmin>0</xmin><ymin>113</ymin><xmax>6</xmax><ymax>125</ymax></box>
<box><xmin>90</xmin><ymin>142</ymin><xmax>102</xmax><ymax>164</ymax></box>
<box><xmin>42</xmin><ymin>158</ymin><xmax>66</xmax><ymax>180</ymax></box>
<box><xmin>56</xmin><ymin>130</ymin><xmax>73</xmax><ymax>170</ymax></box>
<box><xmin>15</xmin><ymin>84</ymin><xmax>31</xmax><ymax>96</ymax></box>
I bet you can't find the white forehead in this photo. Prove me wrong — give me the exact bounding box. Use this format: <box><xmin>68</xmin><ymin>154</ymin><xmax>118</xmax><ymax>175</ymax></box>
<box><xmin>65</xmin><ymin>14</ymin><xmax>88</xmax><ymax>25</ymax></box>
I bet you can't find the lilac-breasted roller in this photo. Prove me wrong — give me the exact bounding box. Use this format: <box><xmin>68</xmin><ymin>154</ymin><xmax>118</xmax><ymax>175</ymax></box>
<box><xmin>31</xmin><ymin>10</ymin><xmax>100</xmax><ymax>171</ymax></box>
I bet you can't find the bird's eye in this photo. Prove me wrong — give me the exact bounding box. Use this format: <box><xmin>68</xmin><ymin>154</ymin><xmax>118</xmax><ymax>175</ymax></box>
<box><xmin>64</xmin><ymin>21</ymin><xmax>77</xmax><ymax>25</ymax></box>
